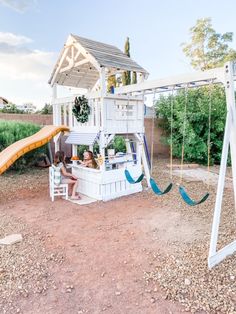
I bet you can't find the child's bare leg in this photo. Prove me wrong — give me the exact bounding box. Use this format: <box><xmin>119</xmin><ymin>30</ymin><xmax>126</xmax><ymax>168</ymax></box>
<box><xmin>68</xmin><ymin>183</ymin><xmax>73</xmax><ymax>196</ymax></box>
<box><xmin>62</xmin><ymin>179</ymin><xmax>79</xmax><ymax>199</ymax></box>
<box><xmin>71</xmin><ymin>180</ymin><xmax>79</xmax><ymax>198</ymax></box>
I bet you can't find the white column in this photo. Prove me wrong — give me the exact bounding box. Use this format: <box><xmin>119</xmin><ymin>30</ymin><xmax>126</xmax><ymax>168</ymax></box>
<box><xmin>99</xmin><ymin>131</ymin><xmax>106</xmax><ymax>171</ymax></box>
<box><xmin>72</xmin><ymin>145</ymin><xmax>77</xmax><ymax>157</ymax></box>
<box><xmin>52</xmin><ymin>84</ymin><xmax>57</xmax><ymax>125</ymax></box>
<box><xmin>99</xmin><ymin>67</ymin><xmax>106</xmax><ymax>132</ymax></box>
<box><xmin>208</xmin><ymin>61</ymin><xmax>236</xmax><ymax>268</ymax></box>
<box><xmin>52</xmin><ymin>83</ymin><xmax>60</xmax><ymax>151</ymax></box>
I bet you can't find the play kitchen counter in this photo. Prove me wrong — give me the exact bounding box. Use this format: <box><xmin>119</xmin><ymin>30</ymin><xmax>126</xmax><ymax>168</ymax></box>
<box><xmin>72</xmin><ymin>164</ymin><xmax>142</xmax><ymax>201</ymax></box>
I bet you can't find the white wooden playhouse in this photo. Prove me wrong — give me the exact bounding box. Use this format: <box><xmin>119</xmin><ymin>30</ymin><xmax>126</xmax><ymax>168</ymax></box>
<box><xmin>49</xmin><ymin>34</ymin><xmax>151</xmax><ymax>201</ymax></box>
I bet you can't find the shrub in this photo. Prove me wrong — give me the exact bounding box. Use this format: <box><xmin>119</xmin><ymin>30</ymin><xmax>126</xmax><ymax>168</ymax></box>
<box><xmin>1</xmin><ymin>104</ymin><xmax>24</xmax><ymax>114</ymax></box>
<box><xmin>108</xmin><ymin>136</ymin><xmax>126</xmax><ymax>153</ymax></box>
<box><xmin>156</xmin><ymin>85</ymin><xmax>227</xmax><ymax>165</ymax></box>
<box><xmin>0</xmin><ymin>120</ymin><xmax>47</xmax><ymax>172</ymax></box>
<box><xmin>40</xmin><ymin>103</ymin><xmax>53</xmax><ymax>115</ymax></box>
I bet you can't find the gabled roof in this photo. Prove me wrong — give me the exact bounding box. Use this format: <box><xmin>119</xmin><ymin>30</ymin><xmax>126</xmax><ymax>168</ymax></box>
<box><xmin>72</xmin><ymin>35</ymin><xmax>148</xmax><ymax>74</ymax></box>
<box><xmin>49</xmin><ymin>34</ymin><xmax>148</xmax><ymax>89</ymax></box>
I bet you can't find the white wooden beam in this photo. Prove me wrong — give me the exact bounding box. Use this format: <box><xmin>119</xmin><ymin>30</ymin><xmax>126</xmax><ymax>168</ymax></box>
<box><xmin>208</xmin><ymin>61</ymin><xmax>236</xmax><ymax>268</ymax></box>
<box><xmin>50</xmin><ymin>46</ymin><xmax>70</xmax><ymax>86</ymax></box>
<box><xmin>60</xmin><ymin>59</ymin><xmax>90</xmax><ymax>74</ymax></box>
<box><xmin>115</xmin><ymin>67</ymin><xmax>225</xmax><ymax>95</ymax></box>
<box><xmin>74</xmin><ymin>42</ymin><xmax>101</xmax><ymax>72</ymax></box>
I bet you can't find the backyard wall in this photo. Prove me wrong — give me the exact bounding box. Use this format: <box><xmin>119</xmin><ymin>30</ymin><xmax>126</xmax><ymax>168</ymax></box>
<box><xmin>0</xmin><ymin>113</ymin><xmax>169</xmax><ymax>157</ymax></box>
<box><xmin>0</xmin><ymin>113</ymin><xmax>53</xmax><ymax>125</ymax></box>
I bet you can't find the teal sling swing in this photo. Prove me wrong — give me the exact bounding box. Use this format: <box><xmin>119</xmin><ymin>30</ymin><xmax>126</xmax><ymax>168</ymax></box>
<box><xmin>149</xmin><ymin>88</ymin><xmax>173</xmax><ymax>196</ymax></box>
<box><xmin>179</xmin><ymin>186</ymin><xmax>209</xmax><ymax>206</ymax></box>
<box><xmin>124</xmin><ymin>169</ymin><xmax>144</xmax><ymax>184</ymax></box>
<box><xmin>150</xmin><ymin>178</ymin><xmax>173</xmax><ymax>195</ymax></box>
<box><xmin>178</xmin><ymin>84</ymin><xmax>212</xmax><ymax>206</ymax></box>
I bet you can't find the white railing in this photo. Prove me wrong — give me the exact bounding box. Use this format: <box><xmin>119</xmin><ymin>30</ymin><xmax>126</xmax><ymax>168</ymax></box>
<box><xmin>52</xmin><ymin>95</ymin><xmax>101</xmax><ymax>130</ymax></box>
<box><xmin>52</xmin><ymin>93</ymin><xmax>144</xmax><ymax>133</ymax></box>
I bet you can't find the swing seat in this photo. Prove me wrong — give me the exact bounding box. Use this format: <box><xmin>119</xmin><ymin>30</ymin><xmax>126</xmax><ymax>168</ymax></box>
<box><xmin>124</xmin><ymin>169</ymin><xmax>144</xmax><ymax>184</ymax></box>
<box><xmin>179</xmin><ymin>186</ymin><xmax>209</xmax><ymax>206</ymax></box>
<box><xmin>150</xmin><ymin>177</ymin><xmax>173</xmax><ymax>195</ymax></box>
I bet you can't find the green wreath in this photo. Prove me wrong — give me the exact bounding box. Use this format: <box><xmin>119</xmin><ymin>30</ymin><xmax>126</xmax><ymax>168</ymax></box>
<box><xmin>72</xmin><ymin>96</ymin><xmax>91</xmax><ymax>123</ymax></box>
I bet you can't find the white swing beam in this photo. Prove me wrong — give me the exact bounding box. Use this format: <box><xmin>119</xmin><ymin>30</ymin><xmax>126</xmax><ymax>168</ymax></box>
<box><xmin>116</xmin><ymin>61</ymin><xmax>236</xmax><ymax>269</ymax></box>
<box><xmin>115</xmin><ymin>66</ymin><xmax>227</xmax><ymax>95</ymax></box>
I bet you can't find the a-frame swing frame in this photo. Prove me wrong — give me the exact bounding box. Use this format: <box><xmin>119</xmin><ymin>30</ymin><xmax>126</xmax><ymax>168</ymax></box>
<box><xmin>115</xmin><ymin>60</ymin><xmax>236</xmax><ymax>268</ymax></box>
<box><xmin>208</xmin><ymin>61</ymin><xmax>236</xmax><ymax>268</ymax></box>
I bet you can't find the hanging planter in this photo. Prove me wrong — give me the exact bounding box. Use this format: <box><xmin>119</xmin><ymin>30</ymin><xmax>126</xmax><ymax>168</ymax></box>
<box><xmin>72</xmin><ymin>96</ymin><xmax>90</xmax><ymax>123</ymax></box>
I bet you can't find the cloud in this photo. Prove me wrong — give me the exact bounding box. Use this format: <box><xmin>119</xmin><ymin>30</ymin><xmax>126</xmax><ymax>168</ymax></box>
<box><xmin>0</xmin><ymin>0</ymin><xmax>36</xmax><ymax>12</ymax></box>
<box><xmin>0</xmin><ymin>32</ymin><xmax>56</xmax><ymax>107</ymax></box>
<box><xmin>0</xmin><ymin>32</ymin><xmax>32</xmax><ymax>46</ymax></box>
<box><xmin>0</xmin><ymin>32</ymin><xmax>55</xmax><ymax>80</ymax></box>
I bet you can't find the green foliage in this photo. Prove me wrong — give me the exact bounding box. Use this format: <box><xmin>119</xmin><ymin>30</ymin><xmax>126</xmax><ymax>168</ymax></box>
<box><xmin>182</xmin><ymin>18</ymin><xmax>236</xmax><ymax>71</ymax></box>
<box><xmin>72</xmin><ymin>96</ymin><xmax>90</xmax><ymax>123</ymax></box>
<box><xmin>108</xmin><ymin>136</ymin><xmax>126</xmax><ymax>153</ymax></box>
<box><xmin>122</xmin><ymin>37</ymin><xmax>131</xmax><ymax>86</ymax></box>
<box><xmin>156</xmin><ymin>86</ymin><xmax>227</xmax><ymax>165</ymax></box>
<box><xmin>77</xmin><ymin>136</ymin><xmax>126</xmax><ymax>158</ymax></box>
<box><xmin>40</xmin><ymin>103</ymin><xmax>53</xmax><ymax>114</ymax></box>
<box><xmin>0</xmin><ymin>120</ymin><xmax>47</xmax><ymax>172</ymax></box>
<box><xmin>132</xmin><ymin>71</ymin><xmax>137</xmax><ymax>84</ymax></box>
<box><xmin>1</xmin><ymin>104</ymin><xmax>24</xmax><ymax>114</ymax></box>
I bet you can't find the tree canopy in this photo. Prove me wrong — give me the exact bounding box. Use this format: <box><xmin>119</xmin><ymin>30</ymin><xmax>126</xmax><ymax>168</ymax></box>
<box><xmin>182</xmin><ymin>18</ymin><xmax>236</xmax><ymax>71</ymax></box>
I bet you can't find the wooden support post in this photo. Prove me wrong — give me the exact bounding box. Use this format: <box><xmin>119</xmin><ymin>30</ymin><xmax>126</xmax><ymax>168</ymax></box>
<box><xmin>141</xmin><ymin>143</ymin><xmax>151</xmax><ymax>187</ymax></box>
<box><xmin>134</xmin><ymin>133</ymin><xmax>151</xmax><ymax>187</ymax></box>
<box><xmin>99</xmin><ymin>131</ymin><xmax>106</xmax><ymax>171</ymax></box>
<box><xmin>72</xmin><ymin>145</ymin><xmax>77</xmax><ymax>157</ymax></box>
<box><xmin>208</xmin><ymin>61</ymin><xmax>236</xmax><ymax>268</ymax></box>
<box><xmin>52</xmin><ymin>84</ymin><xmax>57</xmax><ymax>125</ymax></box>
<box><xmin>52</xmin><ymin>83</ymin><xmax>60</xmax><ymax>151</ymax></box>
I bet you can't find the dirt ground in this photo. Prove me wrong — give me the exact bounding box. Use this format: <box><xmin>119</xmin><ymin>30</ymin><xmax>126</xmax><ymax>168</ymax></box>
<box><xmin>0</xmin><ymin>160</ymin><xmax>236</xmax><ymax>313</ymax></box>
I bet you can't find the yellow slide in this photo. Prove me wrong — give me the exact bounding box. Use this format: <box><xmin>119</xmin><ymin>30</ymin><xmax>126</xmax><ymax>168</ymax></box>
<box><xmin>0</xmin><ymin>125</ymin><xmax>69</xmax><ymax>175</ymax></box>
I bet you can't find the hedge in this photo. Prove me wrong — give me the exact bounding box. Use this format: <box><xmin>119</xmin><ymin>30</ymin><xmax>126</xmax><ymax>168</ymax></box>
<box><xmin>156</xmin><ymin>85</ymin><xmax>227</xmax><ymax>165</ymax></box>
<box><xmin>0</xmin><ymin>120</ymin><xmax>47</xmax><ymax>172</ymax></box>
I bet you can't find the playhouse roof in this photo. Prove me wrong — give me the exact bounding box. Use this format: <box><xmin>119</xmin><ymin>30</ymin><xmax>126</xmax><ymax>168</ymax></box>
<box><xmin>49</xmin><ymin>34</ymin><xmax>148</xmax><ymax>89</ymax></box>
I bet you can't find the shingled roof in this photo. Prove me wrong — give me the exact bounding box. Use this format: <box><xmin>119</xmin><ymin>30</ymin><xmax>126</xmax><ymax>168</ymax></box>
<box><xmin>49</xmin><ymin>34</ymin><xmax>148</xmax><ymax>89</ymax></box>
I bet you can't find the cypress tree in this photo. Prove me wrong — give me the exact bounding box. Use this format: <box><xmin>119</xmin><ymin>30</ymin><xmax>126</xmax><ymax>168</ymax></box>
<box><xmin>122</xmin><ymin>37</ymin><xmax>131</xmax><ymax>85</ymax></box>
<box><xmin>132</xmin><ymin>71</ymin><xmax>137</xmax><ymax>84</ymax></box>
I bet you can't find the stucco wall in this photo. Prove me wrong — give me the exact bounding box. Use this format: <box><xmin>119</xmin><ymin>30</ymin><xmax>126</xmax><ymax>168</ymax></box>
<box><xmin>0</xmin><ymin>113</ymin><xmax>169</xmax><ymax>157</ymax></box>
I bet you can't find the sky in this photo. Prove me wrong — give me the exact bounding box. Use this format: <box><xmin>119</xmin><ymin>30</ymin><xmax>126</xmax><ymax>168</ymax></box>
<box><xmin>0</xmin><ymin>0</ymin><xmax>236</xmax><ymax>108</ymax></box>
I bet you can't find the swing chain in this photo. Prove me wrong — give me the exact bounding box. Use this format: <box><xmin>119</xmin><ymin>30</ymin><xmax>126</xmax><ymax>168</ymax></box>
<box><xmin>150</xmin><ymin>89</ymin><xmax>156</xmax><ymax>175</ymax></box>
<box><xmin>207</xmin><ymin>80</ymin><xmax>213</xmax><ymax>187</ymax></box>
<box><xmin>170</xmin><ymin>86</ymin><xmax>174</xmax><ymax>181</ymax></box>
<box><xmin>180</xmin><ymin>84</ymin><xmax>189</xmax><ymax>183</ymax></box>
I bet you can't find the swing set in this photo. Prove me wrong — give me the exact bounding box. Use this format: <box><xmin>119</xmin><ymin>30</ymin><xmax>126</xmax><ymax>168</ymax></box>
<box><xmin>125</xmin><ymin>82</ymin><xmax>213</xmax><ymax>205</ymax></box>
<box><xmin>121</xmin><ymin>61</ymin><xmax>236</xmax><ymax>269</ymax></box>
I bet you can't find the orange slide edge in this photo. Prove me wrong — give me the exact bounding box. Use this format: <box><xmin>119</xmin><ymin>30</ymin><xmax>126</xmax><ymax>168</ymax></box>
<box><xmin>0</xmin><ymin>125</ymin><xmax>69</xmax><ymax>175</ymax></box>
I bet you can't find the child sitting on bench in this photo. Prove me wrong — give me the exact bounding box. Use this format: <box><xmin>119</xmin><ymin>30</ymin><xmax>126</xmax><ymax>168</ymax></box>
<box><xmin>54</xmin><ymin>151</ymin><xmax>80</xmax><ymax>200</ymax></box>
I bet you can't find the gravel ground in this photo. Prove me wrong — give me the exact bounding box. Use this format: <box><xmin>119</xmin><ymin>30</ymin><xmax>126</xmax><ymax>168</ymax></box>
<box><xmin>0</xmin><ymin>211</ymin><xmax>65</xmax><ymax>314</ymax></box>
<box><xmin>145</xmin><ymin>159</ymin><xmax>236</xmax><ymax>313</ymax></box>
<box><xmin>0</xmin><ymin>168</ymin><xmax>48</xmax><ymax>203</ymax></box>
<box><xmin>0</xmin><ymin>168</ymin><xmax>65</xmax><ymax>313</ymax></box>
<box><xmin>1</xmin><ymin>161</ymin><xmax>236</xmax><ymax>313</ymax></box>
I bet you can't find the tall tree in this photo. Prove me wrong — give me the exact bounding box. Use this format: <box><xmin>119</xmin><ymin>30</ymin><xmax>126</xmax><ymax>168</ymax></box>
<box><xmin>122</xmin><ymin>37</ymin><xmax>131</xmax><ymax>85</ymax></box>
<box><xmin>182</xmin><ymin>18</ymin><xmax>236</xmax><ymax>71</ymax></box>
<box><xmin>132</xmin><ymin>71</ymin><xmax>137</xmax><ymax>84</ymax></box>
<box><xmin>40</xmin><ymin>103</ymin><xmax>53</xmax><ymax>114</ymax></box>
